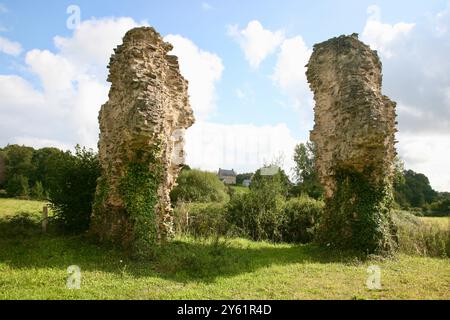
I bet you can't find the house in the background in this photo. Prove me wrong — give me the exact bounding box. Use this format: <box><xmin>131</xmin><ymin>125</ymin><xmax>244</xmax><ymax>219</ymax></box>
<box><xmin>218</xmin><ymin>168</ymin><xmax>237</xmax><ymax>185</ymax></box>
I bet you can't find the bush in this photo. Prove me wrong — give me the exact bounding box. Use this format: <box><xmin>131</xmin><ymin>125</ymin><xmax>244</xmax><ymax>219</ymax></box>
<box><xmin>0</xmin><ymin>211</ymin><xmax>41</xmax><ymax>238</ymax></box>
<box><xmin>281</xmin><ymin>196</ymin><xmax>324</xmax><ymax>243</ymax></box>
<box><xmin>173</xmin><ymin>202</ymin><xmax>228</xmax><ymax>237</ymax></box>
<box><xmin>430</xmin><ymin>198</ymin><xmax>450</xmax><ymax>214</ymax></box>
<box><xmin>393</xmin><ymin>211</ymin><xmax>449</xmax><ymax>258</ymax></box>
<box><xmin>171</xmin><ymin>169</ymin><xmax>229</xmax><ymax>203</ymax></box>
<box><xmin>47</xmin><ymin>146</ymin><xmax>100</xmax><ymax>233</ymax></box>
<box><xmin>227</xmin><ymin>175</ymin><xmax>286</xmax><ymax>242</ymax></box>
<box><xmin>227</xmin><ymin>167</ymin><xmax>305</xmax><ymax>242</ymax></box>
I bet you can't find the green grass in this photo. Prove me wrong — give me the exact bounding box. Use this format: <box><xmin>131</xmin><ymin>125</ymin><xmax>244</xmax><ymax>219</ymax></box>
<box><xmin>0</xmin><ymin>198</ymin><xmax>51</xmax><ymax>218</ymax></box>
<box><xmin>419</xmin><ymin>216</ymin><xmax>449</xmax><ymax>231</ymax></box>
<box><xmin>0</xmin><ymin>199</ymin><xmax>449</xmax><ymax>300</ymax></box>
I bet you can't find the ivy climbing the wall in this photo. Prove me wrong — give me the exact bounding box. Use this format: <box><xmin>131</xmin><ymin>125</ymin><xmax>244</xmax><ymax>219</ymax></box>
<box><xmin>316</xmin><ymin>166</ymin><xmax>398</xmax><ymax>255</ymax></box>
<box><xmin>120</xmin><ymin>157</ymin><xmax>163</xmax><ymax>258</ymax></box>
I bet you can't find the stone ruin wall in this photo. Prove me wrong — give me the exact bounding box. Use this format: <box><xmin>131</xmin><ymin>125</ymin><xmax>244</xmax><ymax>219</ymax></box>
<box><xmin>90</xmin><ymin>27</ymin><xmax>195</xmax><ymax>249</ymax></box>
<box><xmin>307</xmin><ymin>34</ymin><xmax>397</xmax><ymax>199</ymax></box>
<box><xmin>307</xmin><ymin>34</ymin><xmax>398</xmax><ymax>253</ymax></box>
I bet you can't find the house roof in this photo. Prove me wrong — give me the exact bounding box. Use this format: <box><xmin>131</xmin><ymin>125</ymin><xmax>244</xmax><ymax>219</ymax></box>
<box><xmin>218</xmin><ymin>168</ymin><xmax>236</xmax><ymax>177</ymax></box>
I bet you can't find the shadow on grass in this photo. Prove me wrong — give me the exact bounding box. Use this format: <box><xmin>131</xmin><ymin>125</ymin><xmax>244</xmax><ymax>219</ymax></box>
<box><xmin>0</xmin><ymin>213</ymin><xmax>363</xmax><ymax>284</ymax></box>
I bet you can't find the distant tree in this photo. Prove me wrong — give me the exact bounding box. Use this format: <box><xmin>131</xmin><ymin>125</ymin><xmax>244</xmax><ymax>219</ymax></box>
<box><xmin>236</xmin><ymin>172</ymin><xmax>253</xmax><ymax>185</ymax></box>
<box><xmin>0</xmin><ymin>149</ymin><xmax>6</xmax><ymax>188</ymax></box>
<box><xmin>6</xmin><ymin>174</ymin><xmax>29</xmax><ymax>198</ymax></box>
<box><xmin>292</xmin><ymin>141</ymin><xmax>323</xmax><ymax>199</ymax></box>
<box><xmin>170</xmin><ymin>169</ymin><xmax>229</xmax><ymax>203</ymax></box>
<box><xmin>394</xmin><ymin>169</ymin><xmax>437</xmax><ymax>209</ymax></box>
<box><xmin>31</xmin><ymin>181</ymin><xmax>45</xmax><ymax>200</ymax></box>
<box><xmin>227</xmin><ymin>165</ymin><xmax>288</xmax><ymax>242</ymax></box>
<box><xmin>30</xmin><ymin>147</ymin><xmax>65</xmax><ymax>190</ymax></box>
<box><xmin>250</xmin><ymin>166</ymin><xmax>291</xmax><ymax>197</ymax></box>
<box><xmin>3</xmin><ymin>145</ymin><xmax>35</xmax><ymax>179</ymax></box>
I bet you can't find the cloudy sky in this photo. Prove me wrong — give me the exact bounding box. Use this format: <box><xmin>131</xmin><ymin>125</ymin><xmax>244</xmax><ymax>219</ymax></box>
<box><xmin>0</xmin><ymin>0</ymin><xmax>449</xmax><ymax>191</ymax></box>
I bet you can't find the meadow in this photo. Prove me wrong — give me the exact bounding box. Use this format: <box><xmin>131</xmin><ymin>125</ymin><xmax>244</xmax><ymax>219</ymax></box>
<box><xmin>0</xmin><ymin>199</ymin><xmax>448</xmax><ymax>300</ymax></box>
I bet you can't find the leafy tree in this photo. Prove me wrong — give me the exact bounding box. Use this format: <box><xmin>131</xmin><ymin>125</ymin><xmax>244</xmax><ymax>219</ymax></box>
<box><xmin>292</xmin><ymin>141</ymin><xmax>323</xmax><ymax>199</ymax></box>
<box><xmin>170</xmin><ymin>169</ymin><xmax>229</xmax><ymax>203</ymax></box>
<box><xmin>250</xmin><ymin>166</ymin><xmax>291</xmax><ymax>197</ymax></box>
<box><xmin>394</xmin><ymin>169</ymin><xmax>437</xmax><ymax>209</ymax></box>
<box><xmin>30</xmin><ymin>147</ymin><xmax>65</xmax><ymax>190</ymax></box>
<box><xmin>3</xmin><ymin>145</ymin><xmax>35</xmax><ymax>180</ymax></box>
<box><xmin>6</xmin><ymin>174</ymin><xmax>30</xmax><ymax>198</ymax></box>
<box><xmin>47</xmin><ymin>145</ymin><xmax>100</xmax><ymax>233</ymax></box>
<box><xmin>227</xmin><ymin>164</ymin><xmax>289</xmax><ymax>242</ymax></box>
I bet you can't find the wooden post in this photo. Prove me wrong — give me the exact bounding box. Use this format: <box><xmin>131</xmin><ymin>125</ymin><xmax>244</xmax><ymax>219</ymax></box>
<box><xmin>42</xmin><ymin>205</ymin><xmax>48</xmax><ymax>233</ymax></box>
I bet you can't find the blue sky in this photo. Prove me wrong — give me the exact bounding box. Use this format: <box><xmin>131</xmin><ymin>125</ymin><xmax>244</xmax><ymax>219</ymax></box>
<box><xmin>0</xmin><ymin>1</ymin><xmax>449</xmax><ymax>190</ymax></box>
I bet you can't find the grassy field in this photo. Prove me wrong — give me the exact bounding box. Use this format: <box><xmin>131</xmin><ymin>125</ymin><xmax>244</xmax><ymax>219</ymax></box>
<box><xmin>0</xmin><ymin>199</ymin><xmax>449</xmax><ymax>300</ymax></box>
<box><xmin>420</xmin><ymin>216</ymin><xmax>449</xmax><ymax>230</ymax></box>
<box><xmin>0</xmin><ymin>198</ymin><xmax>52</xmax><ymax>218</ymax></box>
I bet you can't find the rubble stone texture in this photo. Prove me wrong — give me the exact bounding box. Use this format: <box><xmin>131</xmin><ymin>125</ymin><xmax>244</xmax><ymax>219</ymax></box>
<box><xmin>307</xmin><ymin>34</ymin><xmax>397</xmax><ymax>254</ymax></box>
<box><xmin>90</xmin><ymin>27</ymin><xmax>194</xmax><ymax>253</ymax></box>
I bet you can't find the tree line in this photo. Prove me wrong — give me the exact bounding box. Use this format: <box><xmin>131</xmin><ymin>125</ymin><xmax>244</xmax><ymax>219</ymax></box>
<box><xmin>0</xmin><ymin>144</ymin><xmax>100</xmax><ymax>232</ymax></box>
<box><xmin>291</xmin><ymin>141</ymin><xmax>449</xmax><ymax>214</ymax></box>
<box><xmin>0</xmin><ymin>142</ymin><xmax>448</xmax><ymax>233</ymax></box>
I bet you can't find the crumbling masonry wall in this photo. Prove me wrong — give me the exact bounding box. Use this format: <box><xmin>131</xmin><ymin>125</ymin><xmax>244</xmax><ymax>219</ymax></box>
<box><xmin>307</xmin><ymin>34</ymin><xmax>397</xmax><ymax>254</ymax></box>
<box><xmin>90</xmin><ymin>27</ymin><xmax>194</xmax><ymax>254</ymax></box>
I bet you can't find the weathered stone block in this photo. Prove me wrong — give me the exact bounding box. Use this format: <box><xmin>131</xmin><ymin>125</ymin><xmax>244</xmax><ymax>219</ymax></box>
<box><xmin>307</xmin><ymin>34</ymin><xmax>397</xmax><ymax>254</ymax></box>
<box><xmin>90</xmin><ymin>27</ymin><xmax>194</xmax><ymax>254</ymax></box>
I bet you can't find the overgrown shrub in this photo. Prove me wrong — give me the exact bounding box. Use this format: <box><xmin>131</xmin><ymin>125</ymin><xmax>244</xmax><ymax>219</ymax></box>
<box><xmin>393</xmin><ymin>211</ymin><xmax>449</xmax><ymax>258</ymax></box>
<box><xmin>171</xmin><ymin>169</ymin><xmax>229</xmax><ymax>203</ymax></box>
<box><xmin>281</xmin><ymin>196</ymin><xmax>324</xmax><ymax>243</ymax></box>
<box><xmin>173</xmin><ymin>202</ymin><xmax>228</xmax><ymax>237</ymax></box>
<box><xmin>47</xmin><ymin>146</ymin><xmax>100</xmax><ymax>233</ymax></box>
<box><xmin>430</xmin><ymin>198</ymin><xmax>450</xmax><ymax>215</ymax></box>
<box><xmin>226</xmin><ymin>167</ymin><xmax>319</xmax><ymax>242</ymax></box>
<box><xmin>0</xmin><ymin>212</ymin><xmax>41</xmax><ymax>238</ymax></box>
<box><xmin>227</xmin><ymin>174</ymin><xmax>286</xmax><ymax>242</ymax></box>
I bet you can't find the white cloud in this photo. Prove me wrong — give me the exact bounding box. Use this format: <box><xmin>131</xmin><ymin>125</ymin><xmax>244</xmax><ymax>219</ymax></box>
<box><xmin>54</xmin><ymin>17</ymin><xmax>143</xmax><ymax>79</ymax></box>
<box><xmin>228</xmin><ymin>20</ymin><xmax>284</xmax><ymax>69</ymax></box>
<box><xmin>0</xmin><ymin>75</ymin><xmax>44</xmax><ymax>108</ymax></box>
<box><xmin>0</xmin><ymin>17</ymin><xmax>147</xmax><ymax>150</ymax></box>
<box><xmin>435</xmin><ymin>3</ymin><xmax>450</xmax><ymax>35</ymax></box>
<box><xmin>271</xmin><ymin>36</ymin><xmax>314</xmax><ymax>131</ymax></box>
<box><xmin>397</xmin><ymin>132</ymin><xmax>450</xmax><ymax>192</ymax></box>
<box><xmin>201</xmin><ymin>2</ymin><xmax>213</xmax><ymax>11</ymax></box>
<box><xmin>163</xmin><ymin>33</ymin><xmax>300</xmax><ymax>175</ymax></box>
<box><xmin>360</xmin><ymin>5</ymin><xmax>450</xmax><ymax>191</ymax></box>
<box><xmin>362</xmin><ymin>5</ymin><xmax>415</xmax><ymax>58</ymax></box>
<box><xmin>164</xmin><ymin>34</ymin><xmax>224</xmax><ymax>120</ymax></box>
<box><xmin>25</xmin><ymin>49</ymin><xmax>76</xmax><ymax>96</ymax></box>
<box><xmin>185</xmin><ymin>121</ymin><xmax>298</xmax><ymax>174</ymax></box>
<box><xmin>0</xmin><ymin>36</ymin><xmax>22</xmax><ymax>56</ymax></box>
<box><xmin>272</xmin><ymin>36</ymin><xmax>312</xmax><ymax>110</ymax></box>
<box><xmin>13</xmin><ymin>137</ymin><xmax>73</xmax><ymax>151</ymax></box>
